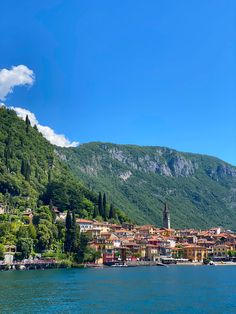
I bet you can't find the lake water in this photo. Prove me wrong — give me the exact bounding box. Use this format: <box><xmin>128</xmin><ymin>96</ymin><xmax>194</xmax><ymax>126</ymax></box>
<box><xmin>0</xmin><ymin>266</ymin><xmax>236</xmax><ymax>313</ymax></box>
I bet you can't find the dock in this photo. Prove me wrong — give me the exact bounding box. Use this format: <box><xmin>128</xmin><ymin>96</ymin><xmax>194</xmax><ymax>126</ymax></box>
<box><xmin>0</xmin><ymin>259</ymin><xmax>58</xmax><ymax>271</ymax></box>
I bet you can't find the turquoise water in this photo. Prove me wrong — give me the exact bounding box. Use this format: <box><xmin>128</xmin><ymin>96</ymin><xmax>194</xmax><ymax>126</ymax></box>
<box><xmin>0</xmin><ymin>266</ymin><xmax>236</xmax><ymax>313</ymax></box>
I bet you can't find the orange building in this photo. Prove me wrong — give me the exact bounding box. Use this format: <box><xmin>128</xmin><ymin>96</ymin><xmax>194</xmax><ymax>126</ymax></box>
<box><xmin>178</xmin><ymin>245</ymin><xmax>208</xmax><ymax>262</ymax></box>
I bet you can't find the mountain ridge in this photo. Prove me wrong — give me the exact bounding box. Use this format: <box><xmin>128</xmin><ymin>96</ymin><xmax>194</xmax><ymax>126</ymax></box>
<box><xmin>78</xmin><ymin>141</ymin><xmax>235</xmax><ymax>166</ymax></box>
<box><xmin>1</xmin><ymin>106</ymin><xmax>235</xmax><ymax>230</ymax></box>
<box><xmin>57</xmin><ymin>141</ymin><xmax>236</xmax><ymax>229</ymax></box>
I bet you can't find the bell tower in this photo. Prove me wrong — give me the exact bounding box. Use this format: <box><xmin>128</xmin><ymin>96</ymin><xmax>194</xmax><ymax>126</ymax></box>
<box><xmin>163</xmin><ymin>203</ymin><xmax>170</xmax><ymax>229</ymax></box>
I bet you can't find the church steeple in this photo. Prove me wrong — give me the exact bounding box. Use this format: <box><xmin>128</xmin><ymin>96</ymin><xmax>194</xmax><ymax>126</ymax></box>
<box><xmin>163</xmin><ymin>203</ymin><xmax>170</xmax><ymax>229</ymax></box>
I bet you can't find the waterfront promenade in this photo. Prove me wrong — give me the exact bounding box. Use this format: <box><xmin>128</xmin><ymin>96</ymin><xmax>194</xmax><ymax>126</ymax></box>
<box><xmin>0</xmin><ymin>259</ymin><xmax>57</xmax><ymax>270</ymax></box>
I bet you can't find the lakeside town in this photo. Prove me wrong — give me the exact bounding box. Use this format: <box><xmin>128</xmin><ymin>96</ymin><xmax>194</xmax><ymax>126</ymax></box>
<box><xmin>1</xmin><ymin>203</ymin><xmax>236</xmax><ymax>270</ymax></box>
<box><xmin>75</xmin><ymin>204</ymin><xmax>236</xmax><ymax>266</ymax></box>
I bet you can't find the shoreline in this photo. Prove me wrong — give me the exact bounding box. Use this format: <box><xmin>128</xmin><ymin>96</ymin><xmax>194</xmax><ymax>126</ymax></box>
<box><xmin>1</xmin><ymin>261</ymin><xmax>236</xmax><ymax>272</ymax></box>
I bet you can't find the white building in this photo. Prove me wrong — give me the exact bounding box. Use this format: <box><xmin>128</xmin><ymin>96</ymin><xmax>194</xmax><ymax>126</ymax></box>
<box><xmin>76</xmin><ymin>219</ymin><xmax>94</xmax><ymax>232</ymax></box>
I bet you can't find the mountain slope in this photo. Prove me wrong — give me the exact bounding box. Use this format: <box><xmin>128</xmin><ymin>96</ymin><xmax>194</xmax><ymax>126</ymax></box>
<box><xmin>0</xmin><ymin>108</ymin><xmax>101</xmax><ymax>219</ymax></box>
<box><xmin>57</xmin><ymin>142</ymin><xmax>236</xmax><ymax>229</ymax></box>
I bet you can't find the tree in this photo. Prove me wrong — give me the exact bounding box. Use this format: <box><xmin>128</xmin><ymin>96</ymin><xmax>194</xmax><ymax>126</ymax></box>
<box><xmin>77</xmin><ymin>233</ymin><xmax>90</xmax><ymax>263</ymax></box>
<box><xmin>93</xmin><ymin>205</ymin><xmax>99</xmax><ymax>218</ymax></box>
<box><xmin>66</xmin><ymin>209</ymin><xmax>72</xmax><ymax>230</ymax></box>
<box><xmin>37</xmin><ymin>223</ymin><xmax>53</xmax><ymax>251</ymax></box>
<box><xmin>71</xmin><ymin>210</ymin><xmax>79</xmax><ymax>253</ymax></box>
<box><xmin>25</xmin><ymin>115</ymin><xmax>31</xmax><ymax>133</ymax></box>
<box><xmin>17</xmin><ymin>238</ymin><xmax>33</xmax><ymax>259</ymax></box>
<box><xmin>64</xmin><ymin>210</ymin><xmax>72</xmax><ymax>253</ymax></box>
<box><xmin>0</xmin><ymin>244</ymin><xmax>5</xmax><ymax>260</ymax></box>
<box><xmin>56</xmin><ymin>220</ymin><xmax>66</xmax><ymax>242</ymax></box>
<box><xmin>4</xmin><ymin>133</ymin><xmax>14</xmax><ymax>171</ymax></box>
<box><xmin>49</xmin><ymin>199</ymin><xmax>56</xmax><ymax>222</ymax></box>
<box><xmin>17</xmin><ymin>225</ymin><xmax>29</xmax><ymax>238</ymax></box>
<box><xmin>98</xmin><ymin>192</ymin><xmax>104</xmax><ymax>217</ymax></box>
<box><xmin>83</xmin><ymin>247</ymin><xmax>101</xmax><ymax>263</ymax></box>
<box><xmin>21</xmin><ymin>159</ymin><xmax>31</xmax><ymax>181</ymax></box>
<box><xmin>48</xmin><ymin>169</ymin><xmax>52</xmax><ymax>183</ymax></box>
<box><xmin>47</xmin><ymin>155</ymin><xmax>54</xmax><ymax>169</ymax></box>
<box><xmin>35</xmin><ymin>167</ymin><xmax>39</xmax><ymax>180</ymax></box>
<box><xmin>109</xmin><ymin>203</ymin><xmax>116</xmax><ymax>220</ymax></box>
<box><xmin>28</xmin><ymin>224</ymin><xmax>37</xmax><ymax>239</ymax></box>
<box><xmin>103</xmin><ymin>193</ymin><xmax>107</xmax><ymax>219</ymax></box>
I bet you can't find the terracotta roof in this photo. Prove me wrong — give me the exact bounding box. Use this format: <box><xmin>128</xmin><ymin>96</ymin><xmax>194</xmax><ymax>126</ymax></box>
<box><xmin>114</xmin><ymin>229</ymin><xmax>131</xmax><ymax>233</ymax></box>
<box><xmin>76</xmin><ymin>219</ymin><xmax>94</xmax><ymax>224</ymax></box>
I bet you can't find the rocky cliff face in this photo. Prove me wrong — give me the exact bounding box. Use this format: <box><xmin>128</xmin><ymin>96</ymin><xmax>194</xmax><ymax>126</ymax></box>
<box><xmin>107</xmin><ymin>146</ymin><xmax>197</xmax><ymax>177</ymax></box>
<box><xmin>73</xmin><ymin>144</ymin><xmax>235</xmax><ymax>180</ymax></box>
<box><xmin>57</xmin><ymin>142</ymin><xmax>236</xmax><ymax>229</ymax></box>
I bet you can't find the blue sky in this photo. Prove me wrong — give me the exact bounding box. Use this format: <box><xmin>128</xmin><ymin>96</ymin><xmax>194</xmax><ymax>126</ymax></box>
<box><xmin>0</xmin><ymin>1</ymin><xmax>235</xmax><ymax>165</ymax></box>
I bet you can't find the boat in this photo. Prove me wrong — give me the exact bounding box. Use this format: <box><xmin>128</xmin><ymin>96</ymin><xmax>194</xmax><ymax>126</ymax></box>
<box><xmin>156</xmin><ymin>262</ymin><xmax>168</xmax><ymax>267</ymax></box>
<box><xmin>111</xmin><ymin>263</ymin><xmax>128</xmax><ymax>267</ymax></box>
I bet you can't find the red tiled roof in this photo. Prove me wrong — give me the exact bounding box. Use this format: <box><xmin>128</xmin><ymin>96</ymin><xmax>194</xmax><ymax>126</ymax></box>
<box><xmin>76</xmin><ymin>219</ymin><xmax>94</xmax><ymax>224</ymax></box>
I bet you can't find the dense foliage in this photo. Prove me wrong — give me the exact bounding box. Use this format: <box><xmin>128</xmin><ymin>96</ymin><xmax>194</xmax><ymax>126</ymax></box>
<box><xmin>0</xmin><ymin>107</ymin><xmax>129</xmax><ymax>261</ymax></box>
<box><xmin>57</xmin><ymin>142</ymin><xmax>236</xmax><ymax>230</ymax></box>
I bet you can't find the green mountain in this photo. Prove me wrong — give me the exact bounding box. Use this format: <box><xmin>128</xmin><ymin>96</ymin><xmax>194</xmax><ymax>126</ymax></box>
<box><xmin>0</xmin><ymin>107</ymin><xmax>127</xmax><ymax>223</ymax></box>
<box><xmin>0</xmin><ymin>106</ymin><xmax>92</xmax><ymax>212</ymax></box>
<box><xmin>56</xmin><ymin>142</ymin><xmax>236</xmax><ymax>229</ymax></box>
<box><xmin>0</xmin><ymin>107</ymin><xmax>131</xmax><ymax>263</ymax></box>
<box><xmin>1</xmin><ymin>107</ymin><xmax>236</xmax><ymax>230</ymax></box>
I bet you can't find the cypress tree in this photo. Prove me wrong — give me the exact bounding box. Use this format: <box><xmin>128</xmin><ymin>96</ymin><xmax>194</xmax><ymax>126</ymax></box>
<box><xmin>25</xmin><ymin>115</ymin><xmax>31</xmax><ymax>133</ymax></box>
<box><xmin>66</xmin><ymin>210</ymin><xmax>72</xmax><ymax>231</ymax></box>
<box><xmin>21</xmin><ymin>159</ymin><xmax>26</xmax><ymax>177</ymax></box>
<box><xmin>71</xmin><ymin>210</ymin><xmax>79</xmax><ymax>253</ymax></box>
<box><xmin>98</xmin><ymin>192</ymin><xmax>103</xmax><ymax>217</ymax></box>
<box><xmin>109</xmin><ymin>203</ymin><xmax>116</xmax><ymax>220</ymax></box>
<box><xmin>25</xmin><ymin>160</ymin><xmax>31</xmax><ymax>181</ymax></box>
<box><xmin>64</xmin><ymin>210</ymin><xmax>72</xmax><ymax>252</ymax></box>
<box><xmin>103</xmin><ymin>193</ymin><xmax>107</xmax><ymax>219</ymax></box>
<box><xmin>93</xmin><ymin>205</ymin><xmax>99</xmax><ymax>218</ymax></box>
<box><xmin>25</xmin><ymin>114</ymin><xmax>30</xmax><ymax>125</ymax></box>
<box><xmin>72</xmin><ymin>210</ymin><xmax>76</xmax><ymax>225</ymax></box>
<box><xmin>21</xmin><ymin>159</ymin><xmax>30</xmax><ymax>181</ymax></box>
<box><xmin>20</xmin><ymin>159</ymin><xmax>31</xmax><ymax>181</ymax></box>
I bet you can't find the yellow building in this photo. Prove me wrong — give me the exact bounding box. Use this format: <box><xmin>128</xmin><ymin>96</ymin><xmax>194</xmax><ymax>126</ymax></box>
<box><xmin>145</xmin><ymin>245</ymin><xmax>160</xmax><ymax>261</ymax></box>
<box><xmin>86</xmin><ymin>228</ymin><xmax>102</xmax><ymax>239</ymax></box>
<box><xmin>213</xmin><ymin>244</ymin><xmax>233</xmax><ymax>257</ymax></box>
<box><xmin>182</xmin><ymin>245</ymin><xmax>208</xmax><ymax>262</ymax></box>
<box><xmin>139</xmin><ymin>245</ymin><xmax>146</xmax><ymax>259</ymax></box>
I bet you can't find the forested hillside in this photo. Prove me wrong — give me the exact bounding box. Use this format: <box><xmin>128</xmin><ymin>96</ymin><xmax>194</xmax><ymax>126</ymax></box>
<box><xmin>57</xmin><ymin>142</ymin><xmax>236</xmax><ymax>230</ymax></box>
<box><xmin>1</xmin><ymin>106</ymin><xmax>236</xmax><ymax>232</ymax></box>
<box><xmin>0</xmin><ymin>107</ymin><xmax>93</xmax><ymax>213</ymax></box>
<box><xmin>0</xmin><ymin>107</ymin><xmax>127</xmax><ymax>262</ymax></box>
<box><xmin>0</xmin><ymin>107</ymin><xmax>126</xmax><ymax>221</ymax></box>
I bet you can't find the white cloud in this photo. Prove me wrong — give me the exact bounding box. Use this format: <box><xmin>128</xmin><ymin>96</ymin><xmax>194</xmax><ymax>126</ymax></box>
<box><xmin>11</xmin><ymin>106</ymin><xmax>79</xmax><ymax>148</ymax></box>
<box><xmin>0</xmin><ymin>65</ymin><xmax>78</xmax><ymax>147</ymax></box>
<box><xmin>0</xmin><ymin>65</ymin><xmax>35</xmax><ymax>100</ymax></box>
